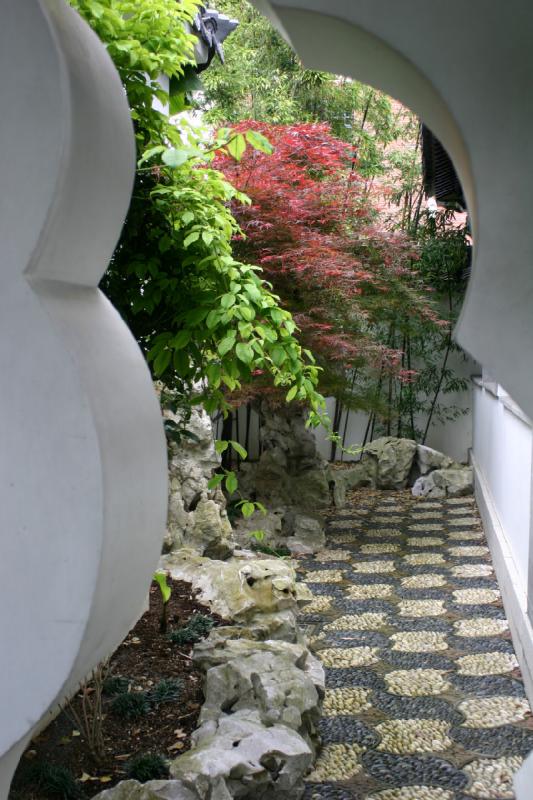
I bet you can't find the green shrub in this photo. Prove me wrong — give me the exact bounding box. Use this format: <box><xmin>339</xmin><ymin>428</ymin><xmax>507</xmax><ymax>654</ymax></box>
<box><xmin>110</xmin><ymin>691</ymin><xmax>150</xmax><ymax>719</ymax></box>
<box><xmin>168</xmin><ymin>614</ymin><xmax>215</xmax><ymax>645</ymax></box>
<box><xmin>147</xmin><ymin>678</ymin><xmax>183</xmax><ymax>706</ymax></box>
<box><xmin>125</xmin><ymin>753</ymin><xmax>169</xmax><ymax>782</ymax></box>
<box><xmin>102</xmin><ymin>675</ymin><xmax>130</xmax><ymax>696</ymax></box>
<box><xmin>22</xmin><ymin>761</ymin><xmax>80</xmax><ymax>799</ymax></box>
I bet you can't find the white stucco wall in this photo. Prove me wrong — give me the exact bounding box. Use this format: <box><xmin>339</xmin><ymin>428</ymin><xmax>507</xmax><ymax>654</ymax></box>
<box><xmin>225</xmin><ymin>343</ymin><xmax>475</xmax><ymax>464</ymax></box>
<box><xmin>0</xmin><ymin>3</ymin><xmax>168</xmax><ymax>795</ymax></box>
<box><xmin>312</xmin><ymin>345</ymin><xmax>476</xmax><ymax>464</ymax></box>
<box><xmin>473</xmin><ymin>379</ymin><xmax>532</xmax><ymax>594</ymax></box>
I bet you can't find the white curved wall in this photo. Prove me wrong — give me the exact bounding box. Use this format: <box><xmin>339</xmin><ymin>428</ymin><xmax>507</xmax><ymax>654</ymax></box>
<box><xmin>252</xmin><ymin>3</ymin><xmax>533</xmax><ymax>793</ymax></box>
<box><xmin>3</xmin><ymin>0</ymin><xmax>533</xmax><ymax>795</ymax></box>
<box><xmin>252</xmin><ymin>0</ymin><xmax>533</xmax><ymax>429</ymax></box>
<box><xmin>0</xmin><ymin>2</ymin><xmax>167</xmax><ymax>795</ymax></box>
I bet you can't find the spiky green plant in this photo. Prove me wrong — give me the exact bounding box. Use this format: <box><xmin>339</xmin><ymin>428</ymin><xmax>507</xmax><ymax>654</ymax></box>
<box><xmin>125</xmin><ymin>753</ymin><xmax>169</xmax><ymax>782</ymax></box>
<box><xmin>102</xmin><ymin>675</ymin><xmax>130</xmax><ymax>696</ymax></box>
<box><xmin>22</xmin><ymin>761</ymin><xmax>80</xmax><ymax>800</ymax></box>
<box><xmin>168</xmin><ymin>614</ymin><xmax>215</xmax><ymax>645</ymax></box>
<box><xmin>110</xmin><ymin>691</ymin><xmax>150</xmax><ymax>719</ymax></box>
<box><xmin>147</xmin><ymin>678</ymin><xmax>183</xmax><ymax>706</ymax></box>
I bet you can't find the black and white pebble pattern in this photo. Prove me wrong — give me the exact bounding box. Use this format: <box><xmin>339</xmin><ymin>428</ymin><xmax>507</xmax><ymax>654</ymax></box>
<box><xmin>298</xmin><ymin>490</ymin><xmax>531</xmax><ymax>799</ymax></box>
<box><xmin>303</xmin><ymin>784</ymin><xmax>357</xmax><ymax>799</ymax></box>
<box><xmin>362</xmin><ymin>752</ymin><xmax>468</xmax><ymax>790</ymax></box>
<box><xmin>319</xmin><ymin>717</ymin><xmax>380</xmax><ymax>747</ymax></box>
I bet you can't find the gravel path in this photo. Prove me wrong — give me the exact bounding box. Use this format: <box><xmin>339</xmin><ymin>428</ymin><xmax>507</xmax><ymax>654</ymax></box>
<box><xmin>298</xmin><ymin>491</ymin><xmax>532</xmax><ymax>800</ymax></box>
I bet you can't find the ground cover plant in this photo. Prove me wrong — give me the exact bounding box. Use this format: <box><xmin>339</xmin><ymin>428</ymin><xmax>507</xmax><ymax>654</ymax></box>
<box><xmin>9</xmin><ymin>580</ymin><xmax>225</xmax><ymax>799</ymax></box>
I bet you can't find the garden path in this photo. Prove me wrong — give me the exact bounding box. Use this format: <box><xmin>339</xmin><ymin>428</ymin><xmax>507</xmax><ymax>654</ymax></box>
<box><xmin>298</xmin><ymin>490</ymin><xmax>533</xmax><ymax>800</ymax></box>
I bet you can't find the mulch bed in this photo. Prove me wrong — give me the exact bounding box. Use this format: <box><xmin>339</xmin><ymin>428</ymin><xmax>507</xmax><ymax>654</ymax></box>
<box><xmin>10</xmin><ymin>579</ymin><xmax>226</xmax><ymax>799</ymax></box>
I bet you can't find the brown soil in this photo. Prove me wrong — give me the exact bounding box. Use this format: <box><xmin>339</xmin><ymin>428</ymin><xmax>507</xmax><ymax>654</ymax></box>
<box><xmin>10</xmin><ymin>579</ymin><xmax>226</xmax><ymax>799</ymax></box>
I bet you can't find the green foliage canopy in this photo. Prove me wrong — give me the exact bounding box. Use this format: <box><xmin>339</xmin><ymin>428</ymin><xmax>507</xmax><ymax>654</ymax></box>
<box><xmin>201</xmin><ymin>0</ymin><xmax>402</xmax><ymax>178</ymax></box>
<box><xmin>69</xmin><ymin>0</ymin><xmax>325</xmax><ymax>417</ymax></box>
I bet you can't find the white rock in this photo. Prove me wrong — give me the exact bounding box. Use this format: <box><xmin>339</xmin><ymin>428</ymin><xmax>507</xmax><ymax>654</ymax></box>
<box><xmin>160</xmin><ymin>550</ymin><xmax>304</xmax><ymax>621</ymax></box>
<box><xmin>416</xmin><ymin>444</ymin><xmax>458</xmax><ymax>475</ymax></box>
<box><xmin>92</xmin><ymin>779</ymin><xmax>200</xmax><ymax>800</ymax></box>
<box><xmin>363</xmin><ymin>437</ymin><xmax>417</xmax><ymax>489</ymax></box>
<box><xmin>193</xmin><ymin>636</ymin><xmax>324</xmax><ymax>751</ymax></box>
<box><xmin>170</xmin><ymin>709</ymin><xmax>312</xmax><ymax>800</ymax></box>
<box><xmin>412</xmin><ymin>467</ymin><xmax>473</xmax><ymax>498</ymax></box>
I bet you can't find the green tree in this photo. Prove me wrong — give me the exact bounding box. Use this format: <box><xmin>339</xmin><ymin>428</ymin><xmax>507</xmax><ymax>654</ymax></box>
<box><xmin>201</xmin><ymin>0</ymin><xmax>402</xmax><ymax>178</ymax></box>
<box><xmin>201</xmin><ymin>0</ymin><xmax>471</xmax><ymax>449</ymax></box>
<box><xmin>68</xmin><ymin>0</ymin><xmax>324</xmax><ymax>418</ymax></box>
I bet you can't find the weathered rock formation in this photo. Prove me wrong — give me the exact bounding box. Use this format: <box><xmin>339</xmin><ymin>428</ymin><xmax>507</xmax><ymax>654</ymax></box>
<box><xmin>233</xmin><ymin>508</ymin><xmax>325</xmax><ymax>556</ymax></box>
<box><xmin>94</xmin><ymin>781</ymin><xmax>197</xmax><ymax>800</ymax></box>
<box><xmin>238</xmin><ymin>405</ymin><xmax>329</xmax><ymax>510</ymax></box>
<box><xmin>165</xmin><ymin>405</ymin><xmax>232</xmax><ymax>557</ymax></box>
<box><xmin>161</xmin><ymin>549</ymin><xmax>311</xmax><ymax>634</ymax></box>
<box><xmin>193</xmin><ymin>636</ymin><xmax>324</xmax><ymax>753</ymax></box>
<box><xmin>94</xmin><ymin>548</ymin><xmax>322</xmax><ymax>800</ymax></box>
<box><xmin>328</xmin><ymin>437</ymin><xmax>473</xmax><ymax>502</ymax></box>
<box><xmin>412</xmin><ymin>466</ymin><xmax>474</xmax><ymax>498</ymax></box>
<box><xmin>170</xmin><ymin>710</ymin><xmax>313</xmax><ymax>799</ymax></box>
<box><xmin>233</xmin><ymin>404</ymin><xmax>328</xmax><ymax>553</ymax></box>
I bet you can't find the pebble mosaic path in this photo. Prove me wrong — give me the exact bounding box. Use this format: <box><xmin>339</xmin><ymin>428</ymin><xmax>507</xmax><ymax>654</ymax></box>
<box><xmin>297</xmin><ymin>490</ymin><xmax>533</xmax><ymax>800</ymax></box>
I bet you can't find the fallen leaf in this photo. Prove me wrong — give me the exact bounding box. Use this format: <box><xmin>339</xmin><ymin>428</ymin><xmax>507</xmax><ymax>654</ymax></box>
<box><xmin>100</xmin><ymin>777</ymin><xmax>113</xmax><ymax>783</ymax></box>
<box><xmin>80</xmin><ymin>773</ymin><xmax>95</xmax><ymax>783</ymax></box>
<box><xmin>59</xmin><ymin>736</ymin><xmax>71</xmax><ymax>746</ymax></box>
<box><xmin>114</xmin><ymin>754</ymin><xmax>132</xmax><ymax>761</ymax></box>
<box><xmin>72</xmin><ymin>730</ymin><xmax>81</xmax><ymax>737</ymax></box>
<box><xmin>174</xmin><ymin>728</ymin><xmax>186</xmax><ymax>738</ymax></box>
<box><xmin>168</xmin><ymin>742</ymin><xmax>184</xmax><ymax>752</ymax></box>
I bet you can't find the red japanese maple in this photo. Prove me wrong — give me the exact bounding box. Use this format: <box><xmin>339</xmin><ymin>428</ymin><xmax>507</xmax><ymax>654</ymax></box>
<box><xmin>215</xmin><ymin>121</ymin><xmax>442</xmax><ymax>406</ymax></box>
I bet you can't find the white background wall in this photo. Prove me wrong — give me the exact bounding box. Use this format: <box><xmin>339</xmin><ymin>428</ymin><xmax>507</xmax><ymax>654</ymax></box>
<box><xmin>473</xmin><ymin>378</ymin><xmax>532</xmax><ymax>594</ymax></box>
<box><xmin>217</xmin><ymin>346</ymin><xmax>476</xmax><ymax>464</ymax></box>
<box><xmin>313</xmin><ymin>344</ymin><xmax>474</xmax><ymax>464</ymax></box>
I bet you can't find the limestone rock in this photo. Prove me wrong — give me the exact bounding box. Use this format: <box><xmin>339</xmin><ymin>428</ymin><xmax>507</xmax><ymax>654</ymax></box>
<box><xmin>259</xmin><ymin>405</ymin><xmax>322</xmax><ymax>472</ymax></box>
<box><xmin>331</xmin><ymin>475</ymin><xmax>346</xmax><ymax>508</ymax></box>
<box><xmin>289</xmin><ymin>468</ymin><xmax>330</xmax><ymax>511</ymax></box>
<box><xmin>167</xmin><ymin>407</ymin><xmax>219</xmax><ymax>505</ymax></box>
<box><xmin>193</xmin><ymin>637</ymin><xmax>324</xmax><ymax>750</ymax></box>
<box><xmin>91</xmin><ymin>779</ymin><xmax>199</xmax><ymax>800</ymax></box>
<box><xmin>416</xmin><ymin>444</ymin><xmax>459</xmax><ymax>476</ymax></box>
<box><xmin>343</xmin><ymin>460</ymin><xmax>378</xmax><ymax>489</ymax></box>
<box><xmin>170</xmin><ymin>709</ymin><xmax>313</xmax><ymax>799</ymax></box>
<box><xmin>327</xmin><ymin>461</ymin><xmax>378</xmax><ymax>508</ymax></box>
<box><xmin>363</xmin><ymin>437</ymin><xmax>417</xmax><ymax>489</ymax></box>
<box><xmin>247</xmin><ymin>452</ymin><xmax>330</xmax><ymax>512</ymax></box>
<box><xmin>190</xmin><ymin>498</ymin><xmax>233</xmax><ymax>558</ymax></box>
<box><xmin>237</xmin><ymin>404</ymin><xmax>330</xmax><ymax>513</ymax></box>
<box><xmin>206</xmin><ymin>610</ymin><xmax>301</xmax><ymax>643</ymax></box>
<box><xmin>232</xmin><ymin>509</ymin><xmax>325</xmax><ymax>556</ymax></box>
<box><xmin>161</xmin><ymin>550</ymin><xmax>303</xmax><ymax>622</ymax></box>
<box><xmin>164</xmin><ymin>405</ymin><xmax>233</xmax><ymax>556</ymax></box>
<box><xmin>412</xmin><ymin>466</ymin><xmax>474</xmax><ymax>498</ymax></box>
<box><xmin>231</xmin><ymin>509</ymin><xmax>284</xmax><ymax>549</ymax></box>
<box><xmin>194</xmin><ymin>637</ymin><xmax>324</xmax><ymax>694</ymax></box>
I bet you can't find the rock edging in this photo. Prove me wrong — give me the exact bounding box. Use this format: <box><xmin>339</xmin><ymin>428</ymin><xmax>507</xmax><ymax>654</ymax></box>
<box><xmin>93</xmin><ymin>550</ymin><xmax>323</xmax><ymax>800</ymax></box>
<box><xmin>328</xmin><ymin>437</ymin><xmax>473</xmax><ymax>503</ymax></box>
